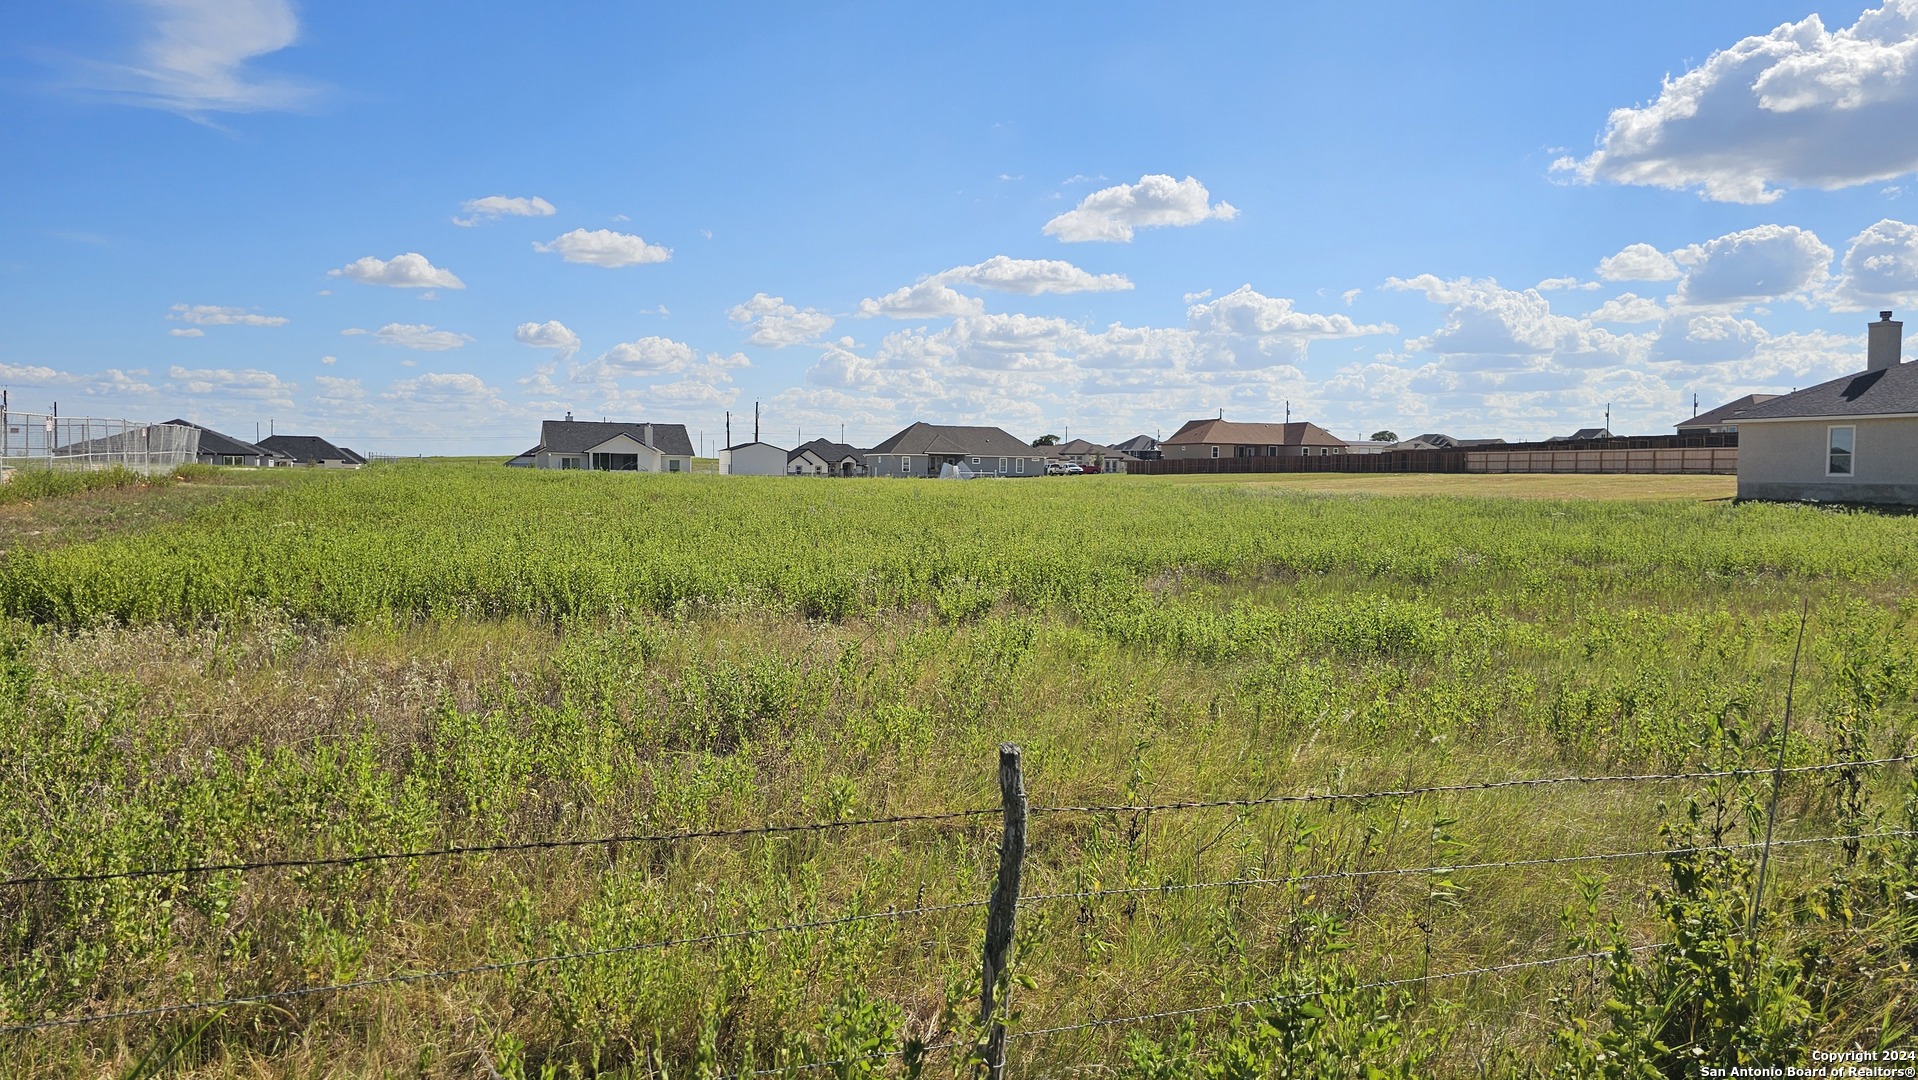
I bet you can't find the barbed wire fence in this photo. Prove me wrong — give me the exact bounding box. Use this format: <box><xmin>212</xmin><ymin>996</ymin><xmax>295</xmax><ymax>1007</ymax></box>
<box><xmin>2</xmin><ymin>749</ymin><xmax>1912</xmax><ymax>1073</ymax></box>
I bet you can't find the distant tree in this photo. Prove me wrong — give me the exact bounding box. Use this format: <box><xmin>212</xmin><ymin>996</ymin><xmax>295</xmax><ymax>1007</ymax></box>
<box><xmin>1032</xmin><ymin>434</ymin><xmax>1060</xmax><ymax>446</ymax></box>
<box><xmin>1370</xmin><ymin>430</ymin><xmax>1399</xmax><ymax>443</ymax></box>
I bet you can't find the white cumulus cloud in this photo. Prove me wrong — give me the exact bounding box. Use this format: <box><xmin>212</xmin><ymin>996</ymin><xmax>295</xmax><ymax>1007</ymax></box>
<box><xmin>1042</xmin><ymin>174</ymin><xmax>1238</xmax><ymax>243</ymax></box>
<box><xmin>533</xmin><ymin>228</ymin><xmax>671</xmax><ymax>267</ymax></box>
<box><xmin>587</xmin><ymin>336</ymin><xmax>700</xmax><ymax>377</ymax></box>
<box><xmin>1672</xmin><ymin>224</ymin><xmax>1833</xmax><ymax>307</ymax></box>
<box><xmin>167</xmin><ymin>364</ymin><xmax>296</xmax><ymax>406</ymax></box>
<box><xmin>932</xmin><ymin>256</ymin><xmax>1133</xmax><ymax>294</ymax></box>
<box><xmin>514</xmin><ymin>320</ymin><xmax>581</xmax><ymax>360</ymax></box>
<box><xmin>365</xmin><ymin>323</ymin><xmax>474</xmax><ymax>351</ymax></box>
<box><xmin>168</xmin><ymin>327</ymin><xmax>205</xmax><ymax>338</ymax></box>
<box><xmin>452</xmin><ymin>195</ymin><xmax>556</xmax><ymax>227</ymax></box>
<box><xmin>727</xmin><ymin>293</ymin><xmax>834</xmax><ymax>347</ymax></box>
<box><xmin>328</xmin><ymin>253</ymin><xmax>465</xmax><ymax>289</ymax></box>
<box><xmin>1830</xmin><ymin>217</ymin><xmax>1918</xmax><ymax>309</ymax></box>
<box><xmin>1556</xmin><ymin>2</ymin><xmax>1918</xmax><ymax>202</ymax></box>
<box><xmin>1188</xmin><ymin>285</ymin><xmax>1394</xmax><ymax>341</ymax></box>
<box><xmin>857</xmin><ymin>281</ymin><xmax>986</xmax><ymax>320</ymax></box>
<box><xmin>1586</xmin><ymin>293</ymin><xmax>1668</xmax><ymax>324</ymax></box>
<box><xmin>1597</xmin><ymin>243</ymin><xmax>1683</xmax><ymax>282</ymax></box>
<box><xmin>168</xmin><ymin>303</ymin><xmax>288</xmax><ymax>326</ymax></box>
<box><xmin>382</xmin><ymin>372</ymin><xmax>505</xmax><ymax>409</ymax></box>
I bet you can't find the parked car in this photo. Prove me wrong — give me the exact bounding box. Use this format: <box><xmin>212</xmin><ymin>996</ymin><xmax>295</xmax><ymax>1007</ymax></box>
<box><xmin>1081</xmin><ymin>463</ymin><xmax>1103</xmax><ymax>474</ymax></box>
<box><xmin>1064</xmin><ymin>462</ymin><xmax>1084</xmax><ymax>474</ymax></box>
<box><xmin>1046</xmin><ymin>461</ymin><xmax>1069</xmax><ymax>475</ymax></box>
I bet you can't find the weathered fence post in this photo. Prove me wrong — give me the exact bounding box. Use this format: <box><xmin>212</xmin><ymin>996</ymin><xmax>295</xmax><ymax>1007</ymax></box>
<box><xmin>976</xmin><ymin>743</ymin><xmax>1027</xmax><ymax>1080</ymax></box>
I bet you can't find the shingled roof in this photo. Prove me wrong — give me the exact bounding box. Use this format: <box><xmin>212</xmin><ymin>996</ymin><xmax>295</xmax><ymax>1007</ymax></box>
<box><xmin>1675</xmin><ymin>394</ymin><xmax>1779</xmax><ymax>430</ymax></box>
<box><xmin>1731</xmin><ymin>363</ymin><xmax>1918</xmax><ymax>422</ymax></box>
<box><xmin>258</xmin><ymin>434</ymin><xmax>362</xmax><ymax>464</ymax></box>
<box><xmin>790</xmin><ymin>438</ymin><xmax>866</xmax><ymax>464</ymax></box>
<box><xmin>1162</xmin><ymin>419</ymin><xmax>1346</xmax><ymax>447</ymax></box>
<box><xmin>536</xmin><ymin>420</ymin><xmax>696</xmax><ymax>457</ymax></box>
<box><xmin>166</xmin><ymin>419</ymin><xmax>283</xmax><ymax>460</ymax></box>
<box><xmin>868</xmin><ymin>423</ymin><xmax>1037</xmax><ymax>457</ymax></box>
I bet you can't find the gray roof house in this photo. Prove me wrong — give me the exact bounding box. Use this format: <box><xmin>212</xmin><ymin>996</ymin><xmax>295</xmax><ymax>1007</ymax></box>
<box><xmin>521</xmin><ymin>416</ymin><xmax>695</xmax><ymax>473</ymax></box>
<box><xmin>258</xmin><ymin>434</ymin><xmax>365</xmax><ymax>467</ymax></box>
<box><xmin>1733</xmin><ymin>311</ymin><xmax>1918</xmax><ymax>505</ymax></box>
<box><xmin>865</xmin><ymin>423</ymin><xmax>1048</xmax><ymax>478</ymax></box>
<box><xmin>1112</xmin><ymin>434</ymin><xmax>1162</xmax><ymax>460</ymax></box>
<box><xmin>1676</xmin><ymin>394</ymin><xmax>1779</xmax><ymax>434</ymax></box>
<box><xmin>167</xmin><ymin>420</ymin><xmax>288</xmax><ymax>467</ymax></box>
<box><xmin>789</xmin><ymin>439</ymin><xmax>867</xmax><ymax>476</ymax></box>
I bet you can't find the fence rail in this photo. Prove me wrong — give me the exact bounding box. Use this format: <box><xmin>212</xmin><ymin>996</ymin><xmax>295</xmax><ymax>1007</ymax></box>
<box><xmin>0</xmin><ymin>411</ymin><xmax>199</xmax><ymax>475</ymax></box>
<box><xmin>1131</xmin><ymin>432</ymin><xmax>1740</xmax><ymax>476</ymax></box>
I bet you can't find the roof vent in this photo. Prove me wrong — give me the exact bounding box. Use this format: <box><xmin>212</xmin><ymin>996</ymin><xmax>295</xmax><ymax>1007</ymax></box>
<box><xmin>1868</xmin><ymin>311</ymin><xmax>1903</xmax><ymax>371</ymax></box>
<box><xmin>564</xmin><ymin>410</ymin><xmax>573</xmax><ymax>422</ymax></box>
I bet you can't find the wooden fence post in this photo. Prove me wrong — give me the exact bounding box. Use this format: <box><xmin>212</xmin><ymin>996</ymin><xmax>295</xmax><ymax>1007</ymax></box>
<box><xmin>976</xmin><ymin>743</ymin><xmax>1027</xmax><ymax>1079</ymax></box>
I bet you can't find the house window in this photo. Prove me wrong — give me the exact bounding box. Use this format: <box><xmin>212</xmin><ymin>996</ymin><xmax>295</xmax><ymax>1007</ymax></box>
<box><xmin>668</xmin><ymin>459</ymin><xmax>682</xmax><ymax>473</ymax></box>
<box><xmin>1016</xmin><ymin>458</ymin><xmax>1025</xmax><ymax>474</ymax></box>
<box><xmin>997</xmin><ymin>457</ymin><xmax>1006</xmax><ymax>473</ymax></box>
<box><xmin>1210</xmin><ymin>445</ymin><xmax>1219</xmax><ymax>458</ymax></box>
<box><xmin>971</xmin><ymin>456</ymin><xmax>980</xmax><ymax>465</ymax></box>
<box><xmin>1828</xmin><ymin>426</ymin><xmax>1855</xmax><ymax>476</ymax></box>
<box><xmin>561</xmin><ymin>457</ymin><xmax>579</xmax><ymax>470</ymax></box>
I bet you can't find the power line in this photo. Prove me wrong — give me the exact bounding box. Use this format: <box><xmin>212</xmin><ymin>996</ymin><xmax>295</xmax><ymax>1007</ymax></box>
<box><xmin>0</xmin><ymin>807</ymin><xmax>999</xmax><ymax>888</ymax></box>
<box><xmin>0</xmin><ymin>897</ymin><xmax>990</xmax><ymax>1035</ymax></box>
<box><xmin>1030</xmin><ymin>756</ymin><xmax>1917</xmax><ymax>818</ymax></box>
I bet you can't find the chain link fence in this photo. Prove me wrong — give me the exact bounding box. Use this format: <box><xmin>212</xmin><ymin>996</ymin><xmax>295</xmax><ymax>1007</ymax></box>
<box><xmin>0</xmin><ymin>411</ymin><xmax>201</xmax><ymax>476</ymax></box>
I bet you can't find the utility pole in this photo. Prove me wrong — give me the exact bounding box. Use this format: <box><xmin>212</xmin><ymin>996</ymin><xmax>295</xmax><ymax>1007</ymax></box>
<box><xmin>754</xmin><ymin>401</ymin><xmax>760</xmax><ymax>442</ymax></box>
<box><xmin>725</xmin><ymin>411</ymin><xmax>731</xmax><ymax>448</ymax></box>
<box><xmin>1692</xmin><ymin>393</ymin><xmax>1699</xmax><ymax>418</ymax></box>
<box><xmin>1285</xmin><ymin>400</ymin><xmax>1291</xmax><ymax>424</ymax></box>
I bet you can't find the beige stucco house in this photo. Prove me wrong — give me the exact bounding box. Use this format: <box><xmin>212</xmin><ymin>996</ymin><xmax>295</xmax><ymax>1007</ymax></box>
<box><xmin>1733</xmin><ymin>312</ymin><xmax>1918</xmax><ymax>506</ymax></box>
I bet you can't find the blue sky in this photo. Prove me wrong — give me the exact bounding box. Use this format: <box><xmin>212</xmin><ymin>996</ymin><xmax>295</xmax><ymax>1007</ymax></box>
<box><xmin>7</xmin><ymin>1</ymin><xmax>1918</xmax><ymax>453</ymax></box>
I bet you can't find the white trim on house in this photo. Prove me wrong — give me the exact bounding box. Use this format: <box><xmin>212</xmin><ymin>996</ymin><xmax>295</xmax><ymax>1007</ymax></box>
<box><xmin>1827</xmin><ymin>425</ymin><xmax>1855</xmax><ymax>476</ymax></box>
<box><xmin>1735</xmin><ymin>411</ymin><xmax>1918</xmax><ymax>424</ymax></box>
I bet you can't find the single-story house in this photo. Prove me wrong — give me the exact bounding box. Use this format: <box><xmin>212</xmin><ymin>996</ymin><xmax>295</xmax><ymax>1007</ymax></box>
<box><xmin>167</xmin><ymin>420</ymin><xmax>288</xmax><ymax>467</ymax></box>
<box><xmin>1733</xmin><ymin>311</ymin><xmax>1918</xmax><ymax>505</ymax></box>
<box><xmin>1051</xmin><ymin>438</ymin><xmax>1124</xmax><ymax>469</ymax></box>
<box><xmin>519</xmin><ymin>417</ymin><xmax>695</xmax><ymax>473</ymax></box>
<box><xmin>789</xmin><ymin>439</ymin><xmax>867</xmax><ymax>476</ymax></box>
<box><xmin>719</xmin><ymin>441</ymin><xmax>788</xmax><ymax>476</ymax></box>
<box><xmin>1389</xmin><ymin>433</ymin><xmax>1506</xmax><ymax>451</ymax></box>
<box><xmin>1548</xmin><ymin>428</ymin><xmax>1614</xmax><ymax>442</ymax></box>
<box><xmin>866</xmin><ymin>423</ymin><xmax>1048</xmax><ymax>478</ymax></box>
<box><xmin>1160</xmin><ymin>419</ymin><xmax>1348</xmax><ymax>460</ymax></box>
<box><xmin>1676</xmin><ymin>394</ymin><xmax>1778</xmax><ymax>434</ymax></box>
<box><xmin>258</xmin><ymin>434</ymin><xmax>365</xmax><ymax>468</ymax></box>
<box><xmin>1112</xmin><ymin>435</ymin><xmax>1162</xmax><ymax>460</ymax></box>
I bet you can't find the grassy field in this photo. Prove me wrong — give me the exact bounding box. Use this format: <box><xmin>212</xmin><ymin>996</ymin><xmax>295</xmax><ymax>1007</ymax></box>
<box><xmin>1</xmin><ymin>464</ymin><xmax>1914</xmax><ymax>1077</ymax></box>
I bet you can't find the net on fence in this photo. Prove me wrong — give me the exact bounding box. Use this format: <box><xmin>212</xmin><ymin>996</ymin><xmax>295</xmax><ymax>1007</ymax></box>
<box><xmin>0</xmin><ymin>412</ymin><xmax>200</xmax><ymax>475</ymax></box>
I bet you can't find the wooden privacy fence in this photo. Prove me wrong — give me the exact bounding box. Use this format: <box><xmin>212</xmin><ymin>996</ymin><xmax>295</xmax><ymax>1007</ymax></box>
<box><xmin>1466</xmin><ymin>446</ymin><xmax>1736</xmax><ymax>475</ymax></box>
<box><xmin>1131</xmin><ymin>436</ymin><xmax>1739</xmax><ymax>476</ymax></box>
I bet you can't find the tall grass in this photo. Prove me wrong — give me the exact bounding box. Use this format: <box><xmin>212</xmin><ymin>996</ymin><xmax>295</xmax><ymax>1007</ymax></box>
<box><xmin>0</xmin><ymin>466</ymin><xmax>1914</xmax><ymax>1076</ymax></box>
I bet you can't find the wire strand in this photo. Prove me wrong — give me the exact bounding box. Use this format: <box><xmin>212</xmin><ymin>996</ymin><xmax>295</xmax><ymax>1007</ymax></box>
<box><xmin>0</xmin><ymin>807</ymin><xmax>999</xmax><ymax>889</ymax></box>
<box><xmin>0</xmin><ymin>897</ymin><xmax>989</xmax><ymax>1035</ymax></box>
<box><xmin>1013</xmin><ymin>829</ymin><xmax>1914</xmax><ymax>907</ymax></box>
<box><xmin>1029</xmin><ymin>755</ymin><xmax>1916</xmax><ymax>818</ymax></box>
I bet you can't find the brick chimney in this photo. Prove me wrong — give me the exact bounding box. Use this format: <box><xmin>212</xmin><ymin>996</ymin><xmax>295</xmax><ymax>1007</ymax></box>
<box><xmin>1868</xmin><ymin>310</ymin><xmax>1902</xmax><ymax>371</ymax></box>
<box><xmin>643</xmin><ymin>422</ymin><xmax>654</xmax><ymax>447</ymax></box>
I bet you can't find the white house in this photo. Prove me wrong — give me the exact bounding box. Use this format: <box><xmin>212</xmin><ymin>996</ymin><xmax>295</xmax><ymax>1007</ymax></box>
<box><xmin>520</xmin><ymin>417</ymin><xmax>695</xmax><ymax>473</ymax></box>
<box><xmin>719</xmin><ymin>441</ymin><xmax>788</xmax><ymax>475</ymax></box>
<box><xmin>1733</xmin><ymin>311</ymin><xmax>1918</xmax><ymax>505</ymax></box>
<box><xmin>789</xmin><ymin>439</ymin><xmax>867</xmax><ymax>476</ymax></box>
